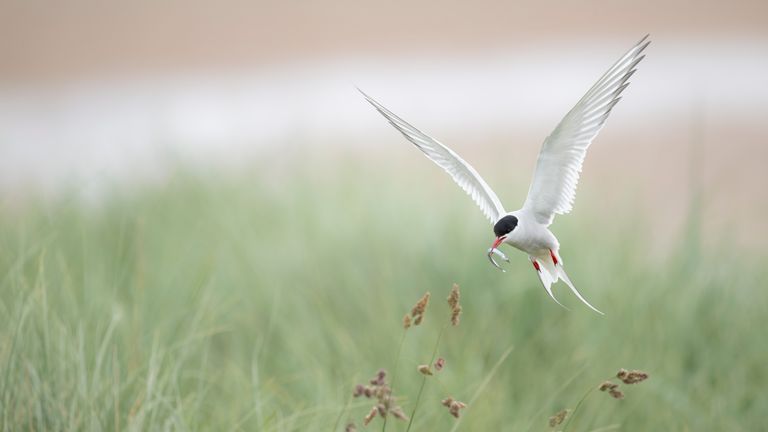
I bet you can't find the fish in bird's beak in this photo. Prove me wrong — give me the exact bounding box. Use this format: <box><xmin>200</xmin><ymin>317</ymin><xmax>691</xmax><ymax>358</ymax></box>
<box><xmin>487</xmin><ymin>236</ymin><xmax>509</xmax><ymax>271</ymax></box>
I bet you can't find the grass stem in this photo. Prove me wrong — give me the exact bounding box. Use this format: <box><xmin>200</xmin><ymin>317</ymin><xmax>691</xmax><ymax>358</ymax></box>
<box><xmin>448</xmin><ymin>344</ymin><xmax>514</xmax><ymax>432</ymax></box>
<box><xmin>405</xmin><ymin>323</ymin><xmax>447</xmax><ymax>432</ymax></box>
<box><xmin>382</xmin><ymin>330</ymin><xmax>407</xmax><ymax>432</ymax></box>
<box><xmin>561</xmin><ymin>377</ymin><xmax>611</xmax><ymax>432</ymax></box>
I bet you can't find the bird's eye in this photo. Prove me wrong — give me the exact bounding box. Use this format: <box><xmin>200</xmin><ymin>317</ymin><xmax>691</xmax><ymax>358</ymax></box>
<box><xmin>493</xmin><ymin>215</ymin><xmax>518</xmax><ymax>237</ymax></box>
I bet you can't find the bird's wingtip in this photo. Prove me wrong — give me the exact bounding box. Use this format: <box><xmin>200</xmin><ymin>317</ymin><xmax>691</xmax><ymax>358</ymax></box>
<box><xmin>355</xmin><ymin>86</ymin><xmax>372</xmax><ymax>100</ymax></box>
<box><xmin>638</xmin><ymin>34</ymin><xmax>652</xmax><ymax>49</ymax></box>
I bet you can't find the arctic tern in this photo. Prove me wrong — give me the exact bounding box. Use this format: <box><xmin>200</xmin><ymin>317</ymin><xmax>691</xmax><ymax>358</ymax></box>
<box><xmin>360</xmin><ymin>35</ymin><xmax>650</xmax><ymax>314</ymax></box>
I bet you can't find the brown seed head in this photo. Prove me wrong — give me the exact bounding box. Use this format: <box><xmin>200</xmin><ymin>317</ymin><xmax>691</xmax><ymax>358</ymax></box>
<box><xmin>410</xmin><ymin>292</ymin><xmax>431</xmax><ymax>325</ymax></box>
<box><xmin>598</xmin><ymin>381</ymin><xmax>618</xmax><ymax>392</ymax></box>
<box><xmin>377</xmin><ymin>369</ymin><xmax>386</xmax><ymax>383</ymax></box>
<box><xmin>391</xmin><ymin>406</ymin><xmax>409</xmax><ymax>421</ymax></box>
<box><xmin>441</xmin><ymin>396</ymin><xmax>466</xmax><ymax>418</ymax></box>
<box><xmin>417</xmin><ymin>364</ymin><xmax>433</xmax><ymax>376</ymax></box>
<box><xmin>370</xmin><ymin>369</ymin><xmax>386</xmax><ymax>386</ymax></box>
<box><xmin>451</xmin><ymin>305</ymin><xmax>462</xmax><ymax>326</ymax></box>
<box><xmin>609</xmin><ymin>388</ymin><xmax>625</xmax><ymax>399</ymax></box>
<box><xmin>353</xmin><ymin>384</ymin><xmax>365</xmax><ymax>397</ymax></box>
<box><xmin>616</xmin><ymin>368</ymin><xmax>628</xmax><ymax>380</ymax></box>
<box><xmin>345</xmin><ymin>422</ymin><xmax>357</xmax><ymax>432</ymax></box>
<box><xmin>620</xmin><ymin>370</ymin><xmax>649</xmax><ymax>384</ymax></box>
<box><xmin>403</xmin><ymin>314</ymin><xmax>412</xmax><ymax>329</ymax></box>
<box><xmin>374</xmin><ymin>385</ymin><xmax>390</xmax><ymax>399</ymax></box>
<box><xmin>363</xmin><ymin>407</ymin><xmax>377</xmax><ymax>426</ymax></box>
<box><xmin>447</xmin><ymin>284</ymin><xmax>462</xmax><ymax>326</ymax></box>
<box><xmin>434</xmin><ymin>357</ymin><xmax>445</xmax><ymax>372</ymax></box>
<box><xmin>548</xmin><ymin>409</ymin><xmax>568</xmax><ymax>427</ymax></box>
<box><xmin>447</xmin><ymin>284</ymin><xmax>460</xmax><ymax>309</ymax></box>
<box><xmin>354</xmin><ymin>368</ymin><xmax>408</xmax><ymax>425</ymax></box>
<box><xmin>448</xmin><ymin>400</ymin><xmax>467</xmax><ymax>418</ymax></box>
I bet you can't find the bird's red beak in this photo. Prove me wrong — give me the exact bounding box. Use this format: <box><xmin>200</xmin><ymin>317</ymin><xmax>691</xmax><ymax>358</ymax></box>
<box><xmin>491</xmin><ymin>236</ymin><xmax>506</xmax><ymax>249</ymax></box>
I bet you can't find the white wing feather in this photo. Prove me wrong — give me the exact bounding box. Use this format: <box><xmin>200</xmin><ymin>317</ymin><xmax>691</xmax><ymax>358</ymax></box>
<box><xmin>523</xmin><ymin>35</ymin><xmax>650</xmax><ymax>225</ymax></box>
<box><xmin>360</xmin><ymin>89</ymin><xmax>506</xmax><ymax>224</ymax></box>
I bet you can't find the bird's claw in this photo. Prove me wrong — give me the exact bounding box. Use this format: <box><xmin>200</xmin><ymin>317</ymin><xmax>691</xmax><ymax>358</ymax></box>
<box><xmin>487</xmin><ymin>248</ymin><xmax>510</xmax><ymax>271</ymax></box>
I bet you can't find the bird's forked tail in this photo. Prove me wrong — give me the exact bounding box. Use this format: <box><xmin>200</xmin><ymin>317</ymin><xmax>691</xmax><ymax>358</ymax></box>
<box><xmin>530</xmin><ymin>250</ymin><xmax>604</xmax><ymax>315</ymax></box>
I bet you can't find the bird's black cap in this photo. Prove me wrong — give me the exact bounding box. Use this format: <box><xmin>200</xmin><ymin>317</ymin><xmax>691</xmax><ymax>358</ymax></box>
<box><xmin>493</xmin><ymin>215</ymin><xmax>518</xmax><ymax>237</ymax></box>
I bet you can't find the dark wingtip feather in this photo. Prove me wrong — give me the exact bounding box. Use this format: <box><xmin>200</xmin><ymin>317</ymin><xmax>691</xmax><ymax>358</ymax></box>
<box><xmin>638</xmin><ymin>39</ymin><xmax>651</xmax><ymax>56</ymax></box>
<box><xmin>608</xmin><ymin>96</ymin><xmax>622</xmax><ymax>112</ymax></box>
<box><xmin>632</xmin><ymin>35</ymin><xmax>651</xmax><ymax>58</ymax></box>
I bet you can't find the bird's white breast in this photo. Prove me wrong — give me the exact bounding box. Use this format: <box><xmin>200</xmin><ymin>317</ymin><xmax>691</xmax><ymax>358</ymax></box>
<box><xmin>504</xmin><ymin>210</ymin><xmax>559</xmax><ymax>256</ymax></box>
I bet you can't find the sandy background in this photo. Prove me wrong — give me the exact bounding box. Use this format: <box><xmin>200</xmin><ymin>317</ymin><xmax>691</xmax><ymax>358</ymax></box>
<box><xmin>2</xmin><ymin>1</ymin><xmax>767</xmax><ymax>81</ymax></box>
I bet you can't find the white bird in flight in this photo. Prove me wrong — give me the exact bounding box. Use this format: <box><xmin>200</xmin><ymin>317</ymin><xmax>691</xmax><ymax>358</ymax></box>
<box><xmin>360</xmin><ymin>35</ymin><xmax>650</xmax><ymax>314</ymax></box>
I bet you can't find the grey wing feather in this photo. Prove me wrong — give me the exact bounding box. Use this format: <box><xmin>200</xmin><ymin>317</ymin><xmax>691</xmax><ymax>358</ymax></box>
<box><xmin>360</xmin><ymin>89</ymin><xmax>506</xmax><ymax>224</ymax></box>
<box><xmin>523</xmin><ymin>35</ymin><xmax>650</xmax><ymax>225</ymax></box>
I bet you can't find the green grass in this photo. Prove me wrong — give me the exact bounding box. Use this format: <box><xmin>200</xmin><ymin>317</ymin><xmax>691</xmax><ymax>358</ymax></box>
<box><xmin>0</xmin><ymin>160</ymin><xmax>765</xmax><ymax>431</ymax></box>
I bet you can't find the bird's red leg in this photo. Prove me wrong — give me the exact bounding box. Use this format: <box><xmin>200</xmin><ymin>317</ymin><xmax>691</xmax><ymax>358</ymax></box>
<box><xmin>549</xmin><ymin>249</ymin><xmax>558</xmax><ymax>265</ymax></box>
<box><xmin>532</xmin><ymin>260</ymin><xmax>541</xmax><ymax>272</ymax></box>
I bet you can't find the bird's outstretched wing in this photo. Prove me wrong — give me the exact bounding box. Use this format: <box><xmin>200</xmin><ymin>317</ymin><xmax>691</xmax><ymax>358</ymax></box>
<box><xmin>360</xmin><ymin>89</ymin><xmax>506</xmax><ymax>224</ymax></box>
<box><xmin>523</xmin><ymin>35</ymin><xmax>650</xmax><ymax>225</ymax></box>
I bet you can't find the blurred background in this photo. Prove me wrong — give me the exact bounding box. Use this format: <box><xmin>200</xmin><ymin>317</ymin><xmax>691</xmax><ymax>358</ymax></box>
<box><xmin>1</xmin><ymin>1</ymin><xmax>767</xmax><ymax>431</ymax></box>
<box><xmin>2</xmin><ymin>0</ymin><xmax>767</xmax><ymax>248</ymax></box>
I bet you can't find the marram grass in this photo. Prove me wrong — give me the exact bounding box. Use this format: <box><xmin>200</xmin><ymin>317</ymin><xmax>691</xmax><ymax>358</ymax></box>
<box><xmin>0</xmin><ymin>164</ymin><xmax>766</xmax><ymax>431</ymax></box>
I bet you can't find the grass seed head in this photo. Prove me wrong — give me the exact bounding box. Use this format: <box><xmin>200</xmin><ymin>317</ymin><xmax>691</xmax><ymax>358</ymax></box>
<box><xmin>618</xmin><ymin>369</ymin><xmax>649</xmax><ymax>384</ymax></box>
<box><xmin>449</xmin><ymin>401</ymin><xmax>467</xmax><ymax>418</ymax></box>
<box><xmin>410</xmin><ymin>292</ymin><xmax>431</xmax><ymax>326</ymax></box>
<box><xmin>434</xmin><ymin>357</ymin><xmax>445</xmax><ymax>372</ymax></box>
<box><xmin>354</xmin><ymin>369</ymin><xmax>408</xmax><ymax>426</ymax></box>
<box><xmin>345</xmin><ymin>422</ymin><xmax>357</xmax><ymax>432</ymax></box>
<box><xmin>447</xmin><ymin>284</ymin><xmax>462</xmax><ymax>326</ymax></box>
<box><xmin>548</xmin><ymin>409</ymin><xmax>569</xmax><ymax>427</ymax></box>
<box><xmin>353</xmin><ymin>384</ymin><xmax>365</xmax><ymax>397</ymax></box>
<box><xmin>598</xmin><ymin>380</ymin><xmax>625</xmax><ymax>399</ymax></box>
<box><xmin>447</xmin><ymin>283</ymin><xmax>460</xmax><ymax>309</ymax></box>
<box><xmin>391</xmin><ymin>406</ymin><xmax>409</xmax><ymax>421</ymax></box>
<box><xmin>363</xmin><ymin>407</ymin><xmax>377</xmax><ymax>426</ymax></box>
<box><xmin>372</xmin><ymin>369</ymin><xmax>387</xmax><ymax>386</ymax></box>
<box><xmin>417</xmin><ymin>364</ymin><xmax>433</xmax><ymax>375</ymax></box>
<box><xmin>450</xmin><ymin>305</ymin><xmax>462</xmax><ymax>326</ymax></box>
<box><xmin>441</xmin><ymin>396</ymin><xmax>466</xmax><ymax>418</ymax></box>
<box><xmin>403</xmin><ymin>314</ymin><xmax>412</xmax><ymax>329</ymax></box>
